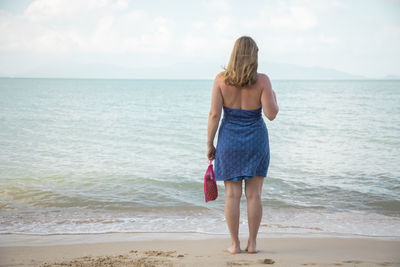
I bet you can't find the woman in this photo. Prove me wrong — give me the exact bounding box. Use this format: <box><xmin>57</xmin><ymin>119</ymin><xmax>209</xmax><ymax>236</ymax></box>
<box><xmin>206</xmin><ymin>36</ymin><xmax>278</xmax><ymax>254</ymax></box>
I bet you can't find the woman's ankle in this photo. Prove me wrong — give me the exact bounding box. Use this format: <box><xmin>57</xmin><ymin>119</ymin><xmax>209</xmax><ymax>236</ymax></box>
<box><xmin>231</xmin><ymin>239</ymin><xmax>240</xmax><ymax>246</ymax></box>
<box><xmin>247</xmin><ymin>238</ymin><xmax>256</xmax><ymax>245</ymax></box>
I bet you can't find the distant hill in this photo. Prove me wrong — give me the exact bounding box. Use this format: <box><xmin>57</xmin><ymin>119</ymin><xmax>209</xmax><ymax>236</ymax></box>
<box><xmin>383</xmin><ymin>74</ymin><xmax>400</xmax><ymax>80</ymax></box>
<box><xmin>12</xmin><ymin>60</ymin><xmax>369</xmax><ymax>80</ymax></box>
<box><xmin>17</xmin><ymin>63</ymin><xmax>140</xmax><ymax>79</ymax></box>
<box><xmin>0</xmin><ymin>72</ymin><xmax>10</xmax><ymax>78</ymax></box>
<box><xmin>259</xmin><ymin>61</ymin><xmax>365</xmax><ymax>80</ymax></box>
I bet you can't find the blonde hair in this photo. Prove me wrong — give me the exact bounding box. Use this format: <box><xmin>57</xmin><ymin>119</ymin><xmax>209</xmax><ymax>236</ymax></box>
<box><xmin>223</xmin><ymin>36</ymin><xmax>259</xmax><ymax>87</ymax></box>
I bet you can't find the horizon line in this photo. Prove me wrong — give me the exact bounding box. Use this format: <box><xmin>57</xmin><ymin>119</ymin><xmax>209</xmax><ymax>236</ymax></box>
<box><xmin>1</xmin><ymin>76</ymin><xmax>400</xmax><ymax>81</ymax></box>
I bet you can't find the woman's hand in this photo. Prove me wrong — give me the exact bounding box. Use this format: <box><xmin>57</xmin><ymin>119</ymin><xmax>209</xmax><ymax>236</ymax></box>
<box><xmin>207</xmin><ymin>144</ymin><xmax>216</xmax><ymax>161</ymax></box>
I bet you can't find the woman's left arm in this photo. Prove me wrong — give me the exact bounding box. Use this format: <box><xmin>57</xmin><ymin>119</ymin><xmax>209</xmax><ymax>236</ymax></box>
<box><xmin>206</xmin><ymin>74</ymin><xmax>223</xmax><ymax>160</ymax></box>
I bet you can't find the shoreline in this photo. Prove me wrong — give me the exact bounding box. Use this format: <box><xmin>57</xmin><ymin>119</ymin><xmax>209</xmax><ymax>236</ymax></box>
<box><xmin>1</xmin><ymin>233</ymin><xmax>399</xmax><ymax>267</ymax></box>
<box><xmin>1</xmin><ymin>231</ymin><xmax>400</xmax><ymax>247</ymax></box>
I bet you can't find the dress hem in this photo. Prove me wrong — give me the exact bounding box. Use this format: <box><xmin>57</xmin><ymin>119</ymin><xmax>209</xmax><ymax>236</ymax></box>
<box><xmin>215</xmin><ymin>173</ymin><xmax>267</xmax><ymax>182</ymax></box>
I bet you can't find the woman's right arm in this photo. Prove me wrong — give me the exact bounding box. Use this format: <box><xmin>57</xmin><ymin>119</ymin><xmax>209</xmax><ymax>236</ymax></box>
<box><xmin>260</xmin><ymin>74</ymin><xmax>279</xmax><ymax>121</ymax></box>
<box><xmin>206</xmin><ymin>73</ymin><xmax>223</xmax><ymax>160</ymax></box>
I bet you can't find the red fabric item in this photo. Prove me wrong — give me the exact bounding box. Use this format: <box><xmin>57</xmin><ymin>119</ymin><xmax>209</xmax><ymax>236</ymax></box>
<box><xmin>204</xmin><ymin>160</ymin><xmax>218</xmax><ymax>202</ymax></box>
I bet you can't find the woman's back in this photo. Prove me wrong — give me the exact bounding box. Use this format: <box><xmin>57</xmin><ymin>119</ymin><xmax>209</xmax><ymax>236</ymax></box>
<box><xmin>220</xmin><ymin>72</ymin><xmax>263</xmax><ymax>110</ymax></box>
<box><xmin>217</xmin><ymin>72</ymin><xmax>277</xmax><ymax>120</ymax></box>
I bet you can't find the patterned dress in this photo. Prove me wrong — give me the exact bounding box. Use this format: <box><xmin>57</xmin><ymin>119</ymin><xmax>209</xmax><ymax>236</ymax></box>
<box><xmin>214</xmin><ymin>106</ymin><xmax>270</xmax><ymax>181</ymax></box>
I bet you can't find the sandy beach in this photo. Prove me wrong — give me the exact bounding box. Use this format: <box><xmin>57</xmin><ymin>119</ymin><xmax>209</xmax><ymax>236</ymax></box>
<box><xmin>1</xmin><ymin>233</ymin><xmax>399</xmax><ymax>267</ymax></box>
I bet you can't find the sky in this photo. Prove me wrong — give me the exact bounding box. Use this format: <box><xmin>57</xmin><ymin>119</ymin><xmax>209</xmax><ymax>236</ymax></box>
<box><xmin>0</xmin><ymin>0</ymin><xmax>399</xmax><ymax>79</ymax></box>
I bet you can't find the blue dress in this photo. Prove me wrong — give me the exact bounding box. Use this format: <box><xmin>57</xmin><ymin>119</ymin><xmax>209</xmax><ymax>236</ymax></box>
<box><xmin>214</xmin><ymin>106</ymin><xmax>270</xmax><ymax>181</ymax></box>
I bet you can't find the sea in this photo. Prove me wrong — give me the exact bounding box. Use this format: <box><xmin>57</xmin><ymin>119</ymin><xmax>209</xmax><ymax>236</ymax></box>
<box><xmin>0</xmin><ymin>78</ymin><xmax>399</xmax><ymax>239</ymax></box>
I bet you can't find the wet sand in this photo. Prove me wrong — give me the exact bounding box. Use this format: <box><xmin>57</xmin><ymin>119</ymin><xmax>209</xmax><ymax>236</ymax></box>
<box><xmin>1</xmin><ymin>233</ymin><xmax>399</xmax><ymax>266</ymax></box>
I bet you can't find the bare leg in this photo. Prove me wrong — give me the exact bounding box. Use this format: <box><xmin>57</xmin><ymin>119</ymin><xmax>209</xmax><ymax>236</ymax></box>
<box><xmin>244</xmin><ymin>176</ymin><xmax>264</xmax><ymax>253</ymax></box>
<box><xmin>224</xmin><ymin>180</ymin><xmax>243</xmax><ymax>254</ymax></box>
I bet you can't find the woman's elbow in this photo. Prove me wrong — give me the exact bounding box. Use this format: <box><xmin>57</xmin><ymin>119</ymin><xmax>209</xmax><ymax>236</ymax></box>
<box><xmin>209</xmin><ymin>112</ymin><xmax>221</xmax><ymax>121</ymax></box>
<box><xmin>266</xmin><ymin>114</ymin><xmax>276</xmax><ymax>121</ymax></box>
<box><xmin>265</xmin><ymin>107</ymin><xmax>279</xmax><ymax>121</ymax></box>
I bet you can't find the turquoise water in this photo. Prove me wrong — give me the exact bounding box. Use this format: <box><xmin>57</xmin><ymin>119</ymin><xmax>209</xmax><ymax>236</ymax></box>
<box><xmin>0</xmin><ymin>78</ymin><xmax>399</xmax><ymax>238</ymax></box>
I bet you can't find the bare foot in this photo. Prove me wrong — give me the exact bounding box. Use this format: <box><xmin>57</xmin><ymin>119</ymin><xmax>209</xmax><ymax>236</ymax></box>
<box><xmin>226</xmin><ymin>242</ymin><xmax>241</xmax><ymax>254</ymax></box>
<box><xmin>245</xmin><ymin>240</ymin><xmax>258</xmax><ymax>253</ymax></box>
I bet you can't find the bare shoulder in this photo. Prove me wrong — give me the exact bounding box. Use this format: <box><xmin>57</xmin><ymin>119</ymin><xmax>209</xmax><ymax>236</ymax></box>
<box><xmin>213</xmin><ymin>72</ymin><xmax>225</xmax><ymax>87</ymax></box>
<box><xmin>257</xmin><ymin>73</ymin><xmax>272</xmax><ymax>89</ymax></box>
<box><xmin>215</xmin><ymin>71</ymin><xmax>225</xmax><ymax>81</ymax></box>
<box><xmin>257</xmin><ymin>73</ymin><xmax>271</xmax><ymax>83</ymax></box>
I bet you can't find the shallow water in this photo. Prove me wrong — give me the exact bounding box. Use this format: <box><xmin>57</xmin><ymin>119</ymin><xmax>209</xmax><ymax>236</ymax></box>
<box><xmin>0</xmin><ymin>78</ymin><xmax>399</xmax><ymax>238</ymax></box>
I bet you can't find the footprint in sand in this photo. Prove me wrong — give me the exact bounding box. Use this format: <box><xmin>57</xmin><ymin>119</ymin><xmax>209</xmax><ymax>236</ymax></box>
<box><xmin>260</xmin><ymin>258</ymin><xmax>275</xmax><ymax>264</ymax></box>
<box><xmin>143</xmin><ymin>250</ymin><xmax>177</xmax><ymax>257</ymax></box>
<box><xmin>377</xmin><ymin>262</ymin><xmax>393</xmax><ymax>266</ymax></box>
<box><xmin>228</xmin><ymin>258</ymin><xmax>275</xmax><ymax>266</ymax></box>
<box><xmin>342</xmin><ymin>260</ymin><xmax>363</xmax><ymax>264</ymax></box>
<box><xmin>226</xmin><ymin>259</ymin><xmax>252</xmax><ymax>266</ymax></box>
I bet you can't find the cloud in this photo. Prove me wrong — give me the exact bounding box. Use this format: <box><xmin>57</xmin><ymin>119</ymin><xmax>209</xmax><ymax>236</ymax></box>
<box><xmin>0</xmin><ymin>10</ymin><xmax>72</xmax><ymax>52</ymax></box>
<box><xmin>244</xmin><ymin>2</ymin><xmax>318</xmax><ymax>31</ymax></box>
<box><xmin>214</xmin><ymin>16</ymin><xmax>232</xmax><ymax>31</ymax></box>
<box><xmin>205</xmin><ymin>0</ymin><xmax>231</xmax><ymax>12</ymax></box>
<box><xmin>382</xmin><ymin>25</ymin><xmax>400</xmax><ymax>37</ymax></box>
<box><xmin>318</xmin><ymin>34</ymin><xmax>338</xmax><ymax>45</ymax></box>
<box><xmin>182</xmin><ymin>34</ymin><xmax>209</xmax><ymax>56</ymax></box>
<box><xmin>182</xmin><ymin>31</ymin><xmax>232</xmax><ymax>59</ymax></box>
<box><xmin>0</xmin><ymin>0</ymin><xmax>399</xmax><ymax>78</ymax></box>
<box><xmin>270</xmin><ymin>5</ymin><xmax>317</xmax><ymax>30</ymax></box>
<box><xmin>112</xmin><ymin>0</ymin><xmax>128</xmax><ymax>10</ymax></box>
<box><xmin>75</xmin><ymin>13</ymin><xmax>175</xmax><ymax>53</ymax></box>
<box><xmin>24</xmin><ymin>0</ymin><xmax>108</xmax><ymax>21</ymax></box>
<box><xmin>0</xmin><ymin>0</ymin><xmax>175</xmax><ymax>54</ymax></box>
